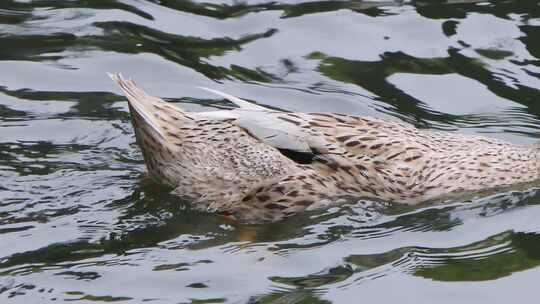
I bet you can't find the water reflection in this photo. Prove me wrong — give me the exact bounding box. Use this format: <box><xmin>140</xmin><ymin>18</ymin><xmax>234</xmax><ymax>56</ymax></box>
<box><xmin>309</xmin><ymin>51</ymin><xmax>540</xmax><ymax>131</ymax></box>
<box><xmin>415</xmin><ymin>231</ymin><xmax>540</xmax><ymax>281</ymax></box>
<box><xmin>1</xmin><ymin>0</ymin><xmax>540</xmax><ymax>303</ymax></box>
<box><xmin>149</xmin><ymin>0</ymin><xmax>403</xmax><ymax>19</ymax></box>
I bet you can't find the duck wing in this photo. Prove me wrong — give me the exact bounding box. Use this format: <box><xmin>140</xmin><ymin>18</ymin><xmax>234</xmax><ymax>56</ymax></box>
<box><xmin>196</xmin><ymin>87</ymin><xmax>349</xmax><ymax>157</ymax></box>
<box><xmin>195</xmin><ymin>109</ymin><xmax>345</xmax><ymax>154</ymax></box>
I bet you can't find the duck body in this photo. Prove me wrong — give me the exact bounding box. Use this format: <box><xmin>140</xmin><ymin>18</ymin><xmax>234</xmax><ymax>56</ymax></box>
<box><xmin>110</xmin><ymin>74</ymin><xmax>540</xmax><ymax>223</ymax></box>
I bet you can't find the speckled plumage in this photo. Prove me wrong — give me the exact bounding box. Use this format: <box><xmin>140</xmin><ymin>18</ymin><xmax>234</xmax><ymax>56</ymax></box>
<box><xmin>110</xmin><ymin>74</ymin><xmax>540</xmax><ymax>223</ymax></box>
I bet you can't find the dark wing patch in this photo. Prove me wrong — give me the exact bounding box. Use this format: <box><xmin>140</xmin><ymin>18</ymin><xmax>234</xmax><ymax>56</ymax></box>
<box><xmin>277</xmin><ymin>148</ymin><xmax>316</xmax><ymax>164</ymax></box>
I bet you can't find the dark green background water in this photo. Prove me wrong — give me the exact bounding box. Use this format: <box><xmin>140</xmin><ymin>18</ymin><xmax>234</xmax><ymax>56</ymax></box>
<box><xmin>1</xmin><ymin>0</ymin><xmax>540</xmax><ymax>303</ymax></box>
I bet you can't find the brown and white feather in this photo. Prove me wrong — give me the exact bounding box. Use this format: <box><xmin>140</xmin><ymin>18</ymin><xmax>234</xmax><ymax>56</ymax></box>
<box><xmin>110</xmin><ymin>74</ymin><xmax>540</xmax><ymax>223</ymax></box>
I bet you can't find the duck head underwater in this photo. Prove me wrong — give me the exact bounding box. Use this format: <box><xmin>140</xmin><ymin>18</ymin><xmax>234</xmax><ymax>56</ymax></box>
<box><xmin>110</xmin><ymin>73</ymin><xmax>540</xmax><ymax>223</ymax></box>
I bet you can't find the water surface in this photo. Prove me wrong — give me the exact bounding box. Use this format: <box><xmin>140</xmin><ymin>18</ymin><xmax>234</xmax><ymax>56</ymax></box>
<box><xmin>1</xmin><ymin>0</ymin><xmax>540</xmax><ymax>303</ymax></box>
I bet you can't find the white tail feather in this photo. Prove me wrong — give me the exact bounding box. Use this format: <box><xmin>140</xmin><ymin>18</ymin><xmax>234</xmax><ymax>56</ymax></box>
<box><xmin>198</xmin><ymin>87</ymin><xmax>268</xmax><ymax>111</ymax></box>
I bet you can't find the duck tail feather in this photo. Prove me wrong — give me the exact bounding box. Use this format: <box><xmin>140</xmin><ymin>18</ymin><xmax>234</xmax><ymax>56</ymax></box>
<box><xmin>108</xmin><ymin>73</ymin><xmax>166</xmax><ymax>140</ymax></box>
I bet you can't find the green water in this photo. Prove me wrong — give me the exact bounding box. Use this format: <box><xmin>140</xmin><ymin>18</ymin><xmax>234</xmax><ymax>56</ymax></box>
<box><xmin>1</xmin><ymin>0</ymin><xmax>540</xmax><ymax>303</ymax></box>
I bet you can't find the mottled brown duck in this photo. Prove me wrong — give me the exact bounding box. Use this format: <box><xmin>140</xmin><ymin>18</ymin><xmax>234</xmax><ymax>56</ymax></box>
<box><xmin>109</xmin><ymin>73</ymin><xmax>540</xmax><ymax>223</ymax></box>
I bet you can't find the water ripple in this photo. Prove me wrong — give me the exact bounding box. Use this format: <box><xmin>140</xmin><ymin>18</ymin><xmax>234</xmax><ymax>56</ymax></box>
<box><xmin>1</xmin><ymin>0</ymin><xmax>540</xmax><ymax>303</ymax></box>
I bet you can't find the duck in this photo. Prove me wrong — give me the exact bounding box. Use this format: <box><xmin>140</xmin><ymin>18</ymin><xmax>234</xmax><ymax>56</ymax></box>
<box><xmin>109</xmin><ymin>73</ymin><xmax>540</xmax><ymax>223</ymax></box>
